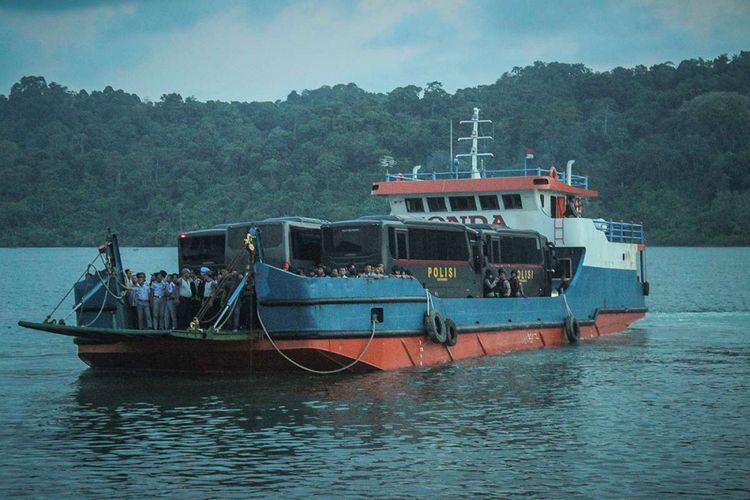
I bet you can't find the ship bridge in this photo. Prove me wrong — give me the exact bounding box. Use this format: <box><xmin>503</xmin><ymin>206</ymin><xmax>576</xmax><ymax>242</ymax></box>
<box><xmin>371</xmin><ymin>164</ymin><xmax>599</xmax><ymax>240</ymax></box>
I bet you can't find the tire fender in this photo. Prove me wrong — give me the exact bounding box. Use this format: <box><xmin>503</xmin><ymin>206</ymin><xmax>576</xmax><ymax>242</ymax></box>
<box><xmin>424</xmin><ymin>310</ymin><xmax>447</xmax><ymax>344</ymax></box>
<box><xmin>564</xmin><ymin>315</ymin><xmax>580</xmax><ymax>344</ymax></box>
<box><xmin>444</xmin><ymin>319</ymin><xmax>458</xmax><ymax>347</ymax></box>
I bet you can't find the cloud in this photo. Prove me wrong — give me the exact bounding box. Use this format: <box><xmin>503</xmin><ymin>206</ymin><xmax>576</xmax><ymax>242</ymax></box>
<box><xmin>0</xmin><ymin>0</ymin><xmax>747</xmax><ymax>101</ymax></box>
<box><xmin>102</xmin><ymin>0</ymin><xmax>463</xmax><ymax>101</ymax></box>
<box><xmin>634</xmin><ymin>0</ymin><xmax>750</xmax><ymax>36</ymax></box>
<box><xmin>0</xmin><ymin>3</ymin><xmax>136</xmax><ymax>51</ymax></box>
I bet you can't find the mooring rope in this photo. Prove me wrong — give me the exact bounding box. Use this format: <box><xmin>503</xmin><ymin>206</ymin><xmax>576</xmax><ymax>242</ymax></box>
<box><xmin>44</xmin><ymin>253</ymin><xmax>103</xmax><ymax>322</ymax></box>
<box><xmin>560</xmin><ymin>288</ymin><xmax>573</xmax><ymax>317</ymax></box>
<box><xmin>256</xmin><ymin>310</ymin><xmax>378</xmax><ymax>375</ymax></box>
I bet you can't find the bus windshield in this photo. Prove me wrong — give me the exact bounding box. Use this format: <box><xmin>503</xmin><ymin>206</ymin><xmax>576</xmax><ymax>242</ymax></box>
<box><xmin>323</xmin><ymin>226</ymin><xmax>381</xmax><ymax>257</ymax></box>
<box><xmin>291</xmin><ymin>227</ymin><xmax>322</xmax><ymax>262</ymax></box>
<box><xmin>179</xmin><ymin>234</ymin><xmax>225</xmax><ymax>267</ymax></box>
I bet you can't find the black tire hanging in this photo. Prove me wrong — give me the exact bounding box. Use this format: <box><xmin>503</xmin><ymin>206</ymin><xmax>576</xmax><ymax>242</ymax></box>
<box><xmin>564</xmin><ymin>315</ymin><xmax>580</xmax><ymax>344</ymax></box>
<box><xmin>444</xmin><ymin>319</ymin><xmax>458</xmax><ymax>347</ymax></box>
<box><xmin>424</xmin><ymin>310</ymin><xmax>447</xmax><ymax>344</ymax></box>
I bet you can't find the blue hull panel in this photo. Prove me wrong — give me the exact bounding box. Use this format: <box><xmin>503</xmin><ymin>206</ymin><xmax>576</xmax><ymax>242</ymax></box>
<box><xmin>255</xmin><ymin>264</ymin><xmax>646</xmax><ymax>338</ymax></box>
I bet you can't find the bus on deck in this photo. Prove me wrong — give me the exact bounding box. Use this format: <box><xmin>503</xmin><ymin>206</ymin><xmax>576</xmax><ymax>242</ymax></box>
<box><xmin>321</xmin><ymin>216</ymin><xmax>555</xmax><ymax>298</ymax></box>
<box><xmin>322</xmin><ymin>217</ymin><xmax>480</xmax><ymax>298</ymax></box>
<box><xmin>468</xmin><ymin>224</ymin><xmax>553</xmax><ymax>297</ymax></box>
<box><xmin>178</xmin><ymin>217</ymin><xmax>327</xmax><ymax>272</ymax></box>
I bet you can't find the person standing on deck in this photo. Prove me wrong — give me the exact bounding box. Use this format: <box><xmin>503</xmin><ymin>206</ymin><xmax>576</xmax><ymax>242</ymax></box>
<box><xmin>497</xmin><ymin>270</ymin><xmax>511</xmax><ymax>298</ymax></box>
<box><xmin>177</xmin><ymin>268</ymin><xmax>194</xmax><ymax>329</ymax></box>
<box><xmin>133</xmin><ymin>273</ymin><xmax>152</xmax><ymax>329</ymax></box>
<box><xmin>483</xmin><ymin>270</ymin><xmax>498</xmax><ymax>298</ymax></box>
<box><xmin>150</xmin><ymin>272</ymin><xmax>167</xmax><ymax>329</ymax></box>
<box><xmin>164</xmin><ymin>273</ymin><xmax>179</xmax><ymax>329</ymax></box>
<box><xmin>510</xmin><ymin>270</ymin><xmax>526</xmax><ymax>297</ymax></box>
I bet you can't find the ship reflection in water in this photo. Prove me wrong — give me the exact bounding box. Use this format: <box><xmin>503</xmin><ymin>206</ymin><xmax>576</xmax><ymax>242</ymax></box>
<box><xmin>61</xmin><ymin>332</ymin><xmax>640</xmax><ymax>496</ymax></box>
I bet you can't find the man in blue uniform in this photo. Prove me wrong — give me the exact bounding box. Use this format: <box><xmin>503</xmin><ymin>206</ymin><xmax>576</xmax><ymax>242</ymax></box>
<box><xmin>133</xmin><ymin>272</ymin><xmax>152</xmax><ymax>329</ymax></box>
<box><xmin>150</xmin><ymin>272</ymin><xmax>167</xmax><ymax>329</ymax></box>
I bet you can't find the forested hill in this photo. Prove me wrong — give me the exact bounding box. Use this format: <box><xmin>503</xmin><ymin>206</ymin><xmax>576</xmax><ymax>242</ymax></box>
<box><xmin>1</xmin><ymin>52</ymin><xmax>749</xmax><ymax>246</ymax></box>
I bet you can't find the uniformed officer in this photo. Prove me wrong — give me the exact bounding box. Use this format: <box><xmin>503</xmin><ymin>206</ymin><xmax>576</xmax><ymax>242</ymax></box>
<box><xmin>497</xmin><ymin>270</ymin><xmax>511</xmax><ymax>298</ymax></box>
<box><xmin>133</xmin><ymin>273</ymin><xmax>152</xmax><ymax>329</ymax></box>
<box><xmin>164</xmin><ymin>273</ymin><xmax>179</xmax><ymax>329</ymax></box>
<box><xmin>510</xmin><ymin>270</ymin><xmax>526</xmax><ymax>297</ymax></box>
<box><xmin>177</xmin><ymin>268</ymin><xmax>194</xmax><ymax>329</ymax></box>
<box><xmin>483</xmin><ymin>269</ymin><xmax>498</xmax><ymax>298</ymax></box>
<box><xmin>150</xmin><ymin>272</ymin><xmax>167</xmax><ymax>329</ymax></box>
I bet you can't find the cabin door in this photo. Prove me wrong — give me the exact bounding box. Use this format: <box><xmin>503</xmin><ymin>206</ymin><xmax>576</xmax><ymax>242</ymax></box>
<box><xmin>552</xmin><ymin>196</ymin><xmax>566</xmax><ymax>218</ymax></box>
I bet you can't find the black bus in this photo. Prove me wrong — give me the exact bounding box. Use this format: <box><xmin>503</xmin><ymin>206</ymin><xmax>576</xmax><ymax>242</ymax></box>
<box><xmin>322</xmin><ymin>217</ymin><xmax>480</xmax><ymax>298</ymax></box>
<box><xmin>178</xmin><ymin>217</ymin><xmax>327</xmax><ymax>272</ymax></box>
<box><xmin>469</xmin><ymin>224</ymin><xmax>553</xmax><ymax>297</ymax></box>
<box><xmin>321</xmin><ymin>216</ymin><xmax>554</xmax><ymax>298</ymax></box>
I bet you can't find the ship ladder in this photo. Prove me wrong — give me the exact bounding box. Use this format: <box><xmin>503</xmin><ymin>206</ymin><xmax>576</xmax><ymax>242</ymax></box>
<box><xmin>553</xmin><ymin>217</ymin><xmax>565</xmax><ymax>245</ymax></box>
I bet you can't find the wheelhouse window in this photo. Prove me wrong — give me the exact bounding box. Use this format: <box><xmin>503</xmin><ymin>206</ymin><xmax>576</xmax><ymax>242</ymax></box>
<box><xmin>427</xmin><ymin>197</ymin><xmax>447</xmax><ymax>212</ymax></box>
<box><xmin>479</xmin><ymin>195</ymin><xmax>499</xmax><ymax>210</ymax></box>
<box><xmin>500</xmin><ymin>236</ymin><xmax>542</xmax><ymax>264</ymax></box>
<box><xmin>502</xmin><ymin>194</ymin><xmax>523</xmax><ymax>209</ymax></box>
<box><xmin>408</xmin><ymin>228</ymin><xmax>469</xmax><ymax>261</ymax></box>
<box><xmin>449</xmin><ymin>196</ymin><xmax>477</xmax><ymax>211</ymax></box>
<box><xmin>405</xmin><ymin>198</ymin><xmax>425</xmax><ymax>213</ymax></box>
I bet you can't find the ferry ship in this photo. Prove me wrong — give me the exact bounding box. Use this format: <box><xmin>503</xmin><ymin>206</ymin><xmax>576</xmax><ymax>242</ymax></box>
<box><xmin>19</xmin><ymin>109</ymin><xmax>648</xmax><ymax>373</ymax></box>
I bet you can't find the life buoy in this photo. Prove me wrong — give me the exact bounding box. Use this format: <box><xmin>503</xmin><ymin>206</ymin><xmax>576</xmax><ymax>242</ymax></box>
<box><xmin>564</xmin><ymin>315</ymin><xmax>580</xmax><ymax>344</ymax></box>
<box><xmin>445</xmin><ymin>319</ymin><xmax>458</xmax><ymax>347</ymax></box>
<box><xmin>549</xmin><ymin>166</ymin><xmax>558</xmax><ymax>179</ymax></box>
<box><xmin>424</xmin><ymin>310</ymin><xmax>447</xmax><ymax>344</ymax></box>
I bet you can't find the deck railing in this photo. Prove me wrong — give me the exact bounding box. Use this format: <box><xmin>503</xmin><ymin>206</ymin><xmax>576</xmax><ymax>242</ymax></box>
<box><xmin>384</xmin><ymin>167</ymin><xmax>589</xmax><ymax>189</ymax></box>
<box><xmin>594</xmin><ymin>220</ymin><xmax>645</xmax><ymax>244</ymax></box>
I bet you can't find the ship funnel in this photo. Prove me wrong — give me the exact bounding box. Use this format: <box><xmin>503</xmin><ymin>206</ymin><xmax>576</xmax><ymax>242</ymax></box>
<box><xmin>566</xmin><ymin>160</ymin><xmax>575</xmax><ymax>186</ymax></box>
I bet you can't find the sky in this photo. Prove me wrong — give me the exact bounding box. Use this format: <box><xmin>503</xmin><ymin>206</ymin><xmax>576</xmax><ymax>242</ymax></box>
<box><xmin>0</xmin><ymin>0</ymin><xmax>748</xmax><ymax>102</ymax></box>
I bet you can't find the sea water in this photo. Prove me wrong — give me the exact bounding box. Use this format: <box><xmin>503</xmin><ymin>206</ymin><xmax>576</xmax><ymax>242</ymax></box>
<box><xmin>0</xmin><ymin>247</ymin><xmax>748</xmax><ymax>498</ymax></box>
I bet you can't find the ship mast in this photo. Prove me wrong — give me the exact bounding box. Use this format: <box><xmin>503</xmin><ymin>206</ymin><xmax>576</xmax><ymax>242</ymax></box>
<box><xmin>456</xmin><ymin>107</ymin><xmax>494</xmax><ymax>179</ymax></box>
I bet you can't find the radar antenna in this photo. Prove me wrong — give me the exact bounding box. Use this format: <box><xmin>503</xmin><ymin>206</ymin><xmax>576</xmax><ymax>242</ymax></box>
<box><xmin>455</xmin><ymin>107</ymin><xmax>494</xmax><ymax>179</ymax></box>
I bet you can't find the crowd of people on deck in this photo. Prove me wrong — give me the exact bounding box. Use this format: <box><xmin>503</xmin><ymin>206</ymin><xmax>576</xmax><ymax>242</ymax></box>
<box><xmin>287</xmin><ymin>263</ymin><xmax>416</xmax><ymax>279</ymax></box>
<box><xmin>122</xmin><ymin>261</ymin><xmax>526</xmax><ymax>330</ymax></box>
<box><xmin>123</xmin><ymin>267</ymin><xmax>247</xmax><ymax>331</ymax></box>
<box><xmin>483</xmin><ymin>269</ymin><xmax>525</xmax><ymax>298</ymax></box>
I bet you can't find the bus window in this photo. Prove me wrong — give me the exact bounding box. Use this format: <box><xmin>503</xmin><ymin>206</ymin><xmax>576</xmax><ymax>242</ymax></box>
<box><xmin>324</xmin><ymin>226</ymin><xmax>381</xmax><ymax>257</ymax></box>
<box><xmin>396</xmin><ymin>231</ymin><xmax>407</xmax><ymax>259</ymax></box>
<box><xmin>257</xmin><ymin>224</ymin><xmax>283</xmax><ymax>248</ymax></box>
<box><xmin>389</xmin><ymin>228</ymin><xmax>408</xmax><ymax>259</ymax></box>
<box><xmin>491</xmin><ymin>238</ymin><xmax>501</xmax><ymax>264</ymax></box>
<box><xmin>408</xmin><ymin>229</ymin><xmax>469</xmax><ymax>261</ymax></box>
<box><xmin>500</xmin><ymin>236</ymin><xmax>542</xmax><ymax>264</ymax></box>
<box><xmin>291</xmin><ymin>228</ymin><xmax>321</xmax><ymax>263</ymax></box>
<box><xmin>179</xmin><ymin>234</ymin><xmax>225</xmax><ymax>267</ymax></box>
<box><xmin>226</xmin><ymin>226</ymin><xmax>251</xmax><ymax>260</ymax></box>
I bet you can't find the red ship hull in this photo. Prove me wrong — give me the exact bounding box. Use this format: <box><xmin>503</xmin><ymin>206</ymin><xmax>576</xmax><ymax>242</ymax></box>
<box><xmin>75</xmin><ymin>310</ymin><xmax>645</xmax><ymax>373</ymax></box>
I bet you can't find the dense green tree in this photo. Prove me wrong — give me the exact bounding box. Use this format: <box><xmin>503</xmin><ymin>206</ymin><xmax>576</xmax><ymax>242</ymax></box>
<box><xmin>0</xmin><ymin>52</ymin><xmax>749</xmax><ymax>246</ymax></box>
